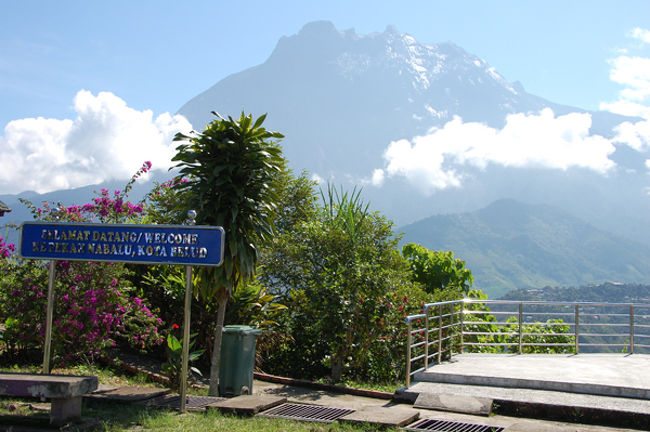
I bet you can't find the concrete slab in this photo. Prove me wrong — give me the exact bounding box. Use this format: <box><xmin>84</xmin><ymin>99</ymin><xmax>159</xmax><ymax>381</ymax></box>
<box><xmin>402</xmin><ymin>381</ymin><xmax>650</xmax><ymax>429</ymax></box>
<box><xmin>254</xmin><ymin>381</ymin><xmax>389</xmax><ymax>411</ymax></box>
<box><xmin>407</xmin><ymin>382</ymin><xmax>650</xmax><ymax>415</ymax></box>
<box><xmin>253</xmin><ymin>378</ymin><xmax>641</xmax><ymax>432</ymax></box>
<box><xmin>85</xmin><ymin>386</ymin><xmax>171</xmax><ymax>402</ymax></box>
<box><xmin>339</xmin><ymin>405</ymin><xmax>419</xmax><ymax>427</ymax></box>
<box><xmin>415</xmin><ymin>354</ymin><xmax>650</xmax><ymax>399</ymax></box>
<box><xmin>206</xmin><ymin>395</ymin><xmax>287</xmax><ymax>415</ymax></box>
<box><xmin>414</xmin><ymin>392</ymin><xmax>493</xmax><ymax>415</ymax></box>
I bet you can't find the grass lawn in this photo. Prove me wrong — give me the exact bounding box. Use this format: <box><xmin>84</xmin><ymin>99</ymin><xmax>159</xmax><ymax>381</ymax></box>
<box><xmin>0</xmin><ymin>362</ymin><xmax>387</xmax><ymax>431</ymax></box>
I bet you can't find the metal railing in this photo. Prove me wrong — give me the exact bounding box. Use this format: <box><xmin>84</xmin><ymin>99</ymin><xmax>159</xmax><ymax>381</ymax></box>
<box><xmin>405</xmin><ymin>299</ymin><xmax>650</xmax><ymax>387</ymax></box>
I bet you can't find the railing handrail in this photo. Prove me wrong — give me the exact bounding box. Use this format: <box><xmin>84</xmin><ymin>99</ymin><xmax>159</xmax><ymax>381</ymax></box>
<box><xmin>422</xmin><ymin>299</ymin><xmax>650</xmax><ymax>310</ymax></box>
<box><xmin>466</xmin><ymin>299</ymin><xmax>650</xmax><ymax>308</ymax></box>
<box><xmin>405</xmin><ymin>298</ymin><xmax>650</xmax><ymax>388</ymax></box>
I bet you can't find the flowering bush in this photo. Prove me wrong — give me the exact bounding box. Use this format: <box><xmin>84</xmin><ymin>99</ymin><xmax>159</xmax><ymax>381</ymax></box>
<box><xmin>0</xmin><ymin>162</ymin><xmax>164</xmax><ymax>363</ymax></box>
<box><xmin>29</xmin><ymin>161</ymin><xmax>151</xmax><ymax>224</ymax></box>
<box><xmin>1</xmin><ymin>260</ymin><xmax>163</xmax><ymax>362</ymax></box>
<box><xmin>0</xmin><ymin>236</ymin><xmax>15</xmax><ymax>259</ymax></box>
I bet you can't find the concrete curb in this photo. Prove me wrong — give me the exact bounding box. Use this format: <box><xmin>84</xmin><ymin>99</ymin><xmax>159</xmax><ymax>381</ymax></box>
<box><xmin>99</xmin><ymin>353</ymin><xmax>395</xmax><ymax>401</ymax></box>
<box><xmin>253</xmin><ymin>372</ymin><xmax>394</xmax><ymax>400</ymax></box>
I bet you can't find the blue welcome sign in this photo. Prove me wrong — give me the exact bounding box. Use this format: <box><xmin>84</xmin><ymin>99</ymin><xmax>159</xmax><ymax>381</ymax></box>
<box><xmin>19</xmin><ymin>222</ymin><xmax>225</xmax><ymax>266</ymax></box>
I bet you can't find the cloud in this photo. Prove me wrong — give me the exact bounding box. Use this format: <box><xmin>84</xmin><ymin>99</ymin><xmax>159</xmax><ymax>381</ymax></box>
<box><xmin>613</xmin><ymin>118</ymin><xmax>650</xmax><ymax>151</ymax></box>
<box><xmin>373</xmin><ymin>109</ymin><xmax>617</xmax><ymax>195</ymax></box>
<box><xmin>0</xmin><ymin>90</ymin><xmax>192</xmax><ymax>194</ymax></box>
<box><xmin>310</xmin><ymin>173</ymin><xmax>325</xmax><ymax>185</ymax></box>
<box><xmin>600</xmin><ymin>28</ymin><xmax>650</xmax><ymax>120</ymax></box>
<box><xmin>631</xmin><ymin>27</ymin><xmax>650</xmax><ymax>44</ymax></box>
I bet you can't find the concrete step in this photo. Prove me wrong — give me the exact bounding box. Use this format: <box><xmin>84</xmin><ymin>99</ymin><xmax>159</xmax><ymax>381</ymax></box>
<box><xmin>414</xmin><ymin>354</ymin><xmax>650</xmax><ymax>400</ymax></box>
<box><xmin>396</xmin><ymin>381</ymin><xmax>650</xmax><ymax>429</ymax></box>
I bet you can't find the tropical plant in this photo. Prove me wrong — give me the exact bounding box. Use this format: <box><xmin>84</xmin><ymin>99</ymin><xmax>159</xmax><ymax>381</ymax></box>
<box><xmin>171</xmin><ymin>111</ymin><xmax>286</xmax><ymax>395</ymax></box>
<box><xmin>162</xmin><ymin>326</ymin><xmax>205</xmax><ymax>391</ymax></box>
<box><xmin>402</xmin><ymin>243</ymin><xmax>473</xmax><ymax>295</ymax></box>
<box><xmin>260</xmin><ymin>184</ymin><xmax>422</xmax><ymax>382</ymax></box>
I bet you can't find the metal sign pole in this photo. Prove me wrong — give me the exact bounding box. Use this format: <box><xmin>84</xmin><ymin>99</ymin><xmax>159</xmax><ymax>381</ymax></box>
<box><xmin>42</xmin><ymin>207</ymin><xmax>59</xmax><ymax>374</ymax></box>
<box><xmin>42</xmin><ymin>260</ymin><xmax>56</xmax><ymax>374</ymax></box>
<box><xmin>180</xmin><ymin>210</ymin><xmax>196</xmax><ymax>413</ymax></box>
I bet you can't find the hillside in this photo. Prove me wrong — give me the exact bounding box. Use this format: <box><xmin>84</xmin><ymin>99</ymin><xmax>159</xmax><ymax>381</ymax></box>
<box><xmin>399</xmin><ymin>199</ymin><xmax>650</xmax><ymax>298</ymax></box>
<box><xmin>501</xmin><ymin>282</ymin><xmax>650</xmax><ymax>304</ymax></box>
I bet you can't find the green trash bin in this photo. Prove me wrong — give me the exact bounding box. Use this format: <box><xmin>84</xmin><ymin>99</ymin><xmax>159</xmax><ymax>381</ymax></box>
<box><xmin>219</xmin><ymin>325</ymin><xmax>262</xmax><ymax>396</ymax></box>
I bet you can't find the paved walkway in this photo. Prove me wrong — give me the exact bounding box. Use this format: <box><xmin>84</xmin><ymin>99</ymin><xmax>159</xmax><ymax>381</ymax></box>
<box><xmin>415</xmin><ymin>353</ymin><xmax>650</xmax><ymax>398</ymax></box>
<box><xmin>252</xmin><ymin>379</ymin><xmax>644</xmax><ymax>431</ymax></box>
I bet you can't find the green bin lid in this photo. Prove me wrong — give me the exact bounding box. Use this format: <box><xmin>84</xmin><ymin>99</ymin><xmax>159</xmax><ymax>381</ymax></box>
<box><xmin>222</xmin><ymin>325</ymin><xmax>262</xmax><ymax>334</ymax></box>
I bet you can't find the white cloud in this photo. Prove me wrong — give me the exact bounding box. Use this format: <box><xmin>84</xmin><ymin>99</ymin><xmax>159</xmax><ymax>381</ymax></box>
<box><xmin>607</xmin><ymin>56</ymin><xmax>650</xmax><ymax>102</ymax></box>
<box><xmin>631</xmin><ymin>27</ymin><xmax>650</xmax><ymax>44</ymax></box>
<box><xmin>613</xmin><ymin>118</ymin><xmax>650</xmax><ymax>151</ymax></box>
<box><xmin>0</xmin><ymin>90</ymin><xmax>192</xmax><ymax>194</ymax></box>
<box><xmin>600</xmin><ymin>28</ymin><xmax>650</xmax><ymax>119</ymax></box>
<box><xmin>375</xmin><ymin>109</ymin><xmax>617</xmax><ymax>195</ymax></box>
<box><xmin>311</xmin><ymin>173</ymin><xmax>325</xmax><ymax>185</ymax></box>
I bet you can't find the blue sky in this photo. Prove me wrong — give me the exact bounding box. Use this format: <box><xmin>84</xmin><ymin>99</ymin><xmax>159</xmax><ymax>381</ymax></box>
<box><xmin>1</xmin><ymin>0</ymin><xmax>650</xmax><ymax>194</ymax></box>
<box><xmin>3</xmin><ymin>0</ymin><xmax>649</xmax><ymax>123</ymax></box>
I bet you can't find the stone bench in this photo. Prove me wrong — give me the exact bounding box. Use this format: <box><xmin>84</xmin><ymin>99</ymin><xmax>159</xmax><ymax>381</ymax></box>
<box><xmin>0</xmin><ymin>373</ymin><xmax>98</xmax><ymax>425</ymax></box>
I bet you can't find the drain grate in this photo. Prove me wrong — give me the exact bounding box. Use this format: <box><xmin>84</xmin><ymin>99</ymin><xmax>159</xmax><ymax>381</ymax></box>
<box><xmin>137</xmin><ymin>394</ymin><xmax>226</xmax><ymax>411</ymax></box>
<box><xmin>257</xmin><ymin>403</ymin><xmax>355</xmax><ymax>423</ymax></box>
<box><xmin>404</xmin><ymin>418</ymin><xmax>505</xmax><ymax>432</ymax></box>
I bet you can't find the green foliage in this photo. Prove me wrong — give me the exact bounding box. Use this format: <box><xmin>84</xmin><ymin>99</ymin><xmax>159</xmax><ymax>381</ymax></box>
<box><xmin>259</xmin><ymin>184</ymin><xmax>426</xmax><ymax>382</ymax></box>
<box><xmin>502</xmin><ymin>318</ymin><xmax>575</xmax><ymax>354</ymax></box>
<box><xmin>461</xmin><ymin>290</ymin><xmax>575</xmax><ymax>354</ymax></box>
<box><xmin>171</xmin><ymin>111</ymin><xmax>286</xmax><ymax>395</ymax></box>
<box><xmin>162</xmin><ymin>330</ymin><xmax>204</xmax><ymax>392</ymax></box>
<box><xmin>171</xmin><ymin>111</ymin><xmax>286</xmax><ymax>299</ymax></box>
<box><xmin>402</xmin><ymin>243</ymin><xmax>473</xmax><ymax>294</ymax></box>
<box><xmin>226</xmin><ymin>280</ymin><xmax>287</xmax><ymax>329</ymax></box>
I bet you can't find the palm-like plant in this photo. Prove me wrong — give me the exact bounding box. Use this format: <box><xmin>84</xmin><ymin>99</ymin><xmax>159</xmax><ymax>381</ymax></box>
<box><xmin>171</xmin><ymin>111</ymin><xmax>285</xmax><ymax>395</ymax></box>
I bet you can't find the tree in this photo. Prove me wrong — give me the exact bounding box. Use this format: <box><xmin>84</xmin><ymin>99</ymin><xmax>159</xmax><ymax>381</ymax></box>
<box><xmin>261</xmin><ymin>185</ymin><xmax>420</xmax><ymax>382</ymax></box>
<box><xmin>402</xmin><ymin>243</ymin><xmax>473</xmax><ymax>295</ymax></box>
<box><xmin>171</xmin><ymin>112</ymin><xmax>285</xmax><ymax>395</ymax></box>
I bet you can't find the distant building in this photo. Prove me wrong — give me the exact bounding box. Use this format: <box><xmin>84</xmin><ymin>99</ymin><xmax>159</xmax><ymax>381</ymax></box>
<box><xmin>0</xmin><ymin>200</ymin><xmax>11</xmax><ymax>216</ymax></box>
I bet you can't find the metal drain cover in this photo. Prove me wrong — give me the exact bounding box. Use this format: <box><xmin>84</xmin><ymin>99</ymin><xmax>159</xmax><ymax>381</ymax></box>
<box><xmin>404</xmin><ymin>418</ymin><xmax>505</xmax><ymax>432</ymax></box>
<box><xmin>137</xmin><ymin>394</ymin><xmax>226</xmax><ymax>411</ymax></box>
<box><xmin>257</xmin><ymin>403</ymin><xmax>355</xmax><ymax>423</ymax></box>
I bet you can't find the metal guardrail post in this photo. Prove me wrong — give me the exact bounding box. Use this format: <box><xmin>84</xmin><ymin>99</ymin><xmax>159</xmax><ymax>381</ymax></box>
<box><xmin>630</xmin><ymin>305</ymin><xmax>635</xmax><ymax>354</ymax></box>
<box><xmin>518</xmin><ymin>303</ymin><xmax>523</xmax><ymax>355</ymax></box>
<box><xmin>43</xmin><ymin>260</ymin><xmax>56</xmax><ymax>374</ymax></box>
<box><xmin>424</xmin><ymin>309</ymin><xmax>429</xmax><ymax>369</ymax></box>
<box><xmin>449</xmin><ymin>303</ymin><xmax>454</xmax><ymax>357</ymax></box>
<box><xmin>406</xmin><ymin>319</ymin><xmax>412</xmax><ymax>388</ymax></box>
<box><xmin>438</xmin><ymin>304</ymin><xmax>442</xmax><ymax>364</ymax></box>
<box><xmin>575</xmin><ymin>304</ymin><xmax>580</xmax><ymax>354</ymax></box>
<box><xmin>460</xmin><ymin>301</ymin><xmax>464</xmax><ymax>354</ymax></box>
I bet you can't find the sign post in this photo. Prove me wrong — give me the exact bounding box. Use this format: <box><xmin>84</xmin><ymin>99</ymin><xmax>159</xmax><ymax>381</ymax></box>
<box><xmin>19</xmin><ymin>218</ymin><xmax>224</xmax><ymax>410</ymax></box>
<box><xmin>42</xmin><ymin>207</ymin><xmax>60</xmax><ymax>374</ymax></box>
<box><xmin>180</xmin><ymin>210</ymin><xmax>196</xmax><ymax>413</ymax></box>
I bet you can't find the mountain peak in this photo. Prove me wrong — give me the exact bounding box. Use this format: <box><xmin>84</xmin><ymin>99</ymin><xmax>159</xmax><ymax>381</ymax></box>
<box><xmin>298</xmin><ymin>20</ymin><xmax>340</xmax><ymax>37</ymax></box>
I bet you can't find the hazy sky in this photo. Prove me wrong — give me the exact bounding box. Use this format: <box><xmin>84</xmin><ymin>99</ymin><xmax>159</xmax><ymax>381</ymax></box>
<box><xmin>1</xmin><ymin>0</ymin><xmax>649</xmax><ymax>194</ymax></box>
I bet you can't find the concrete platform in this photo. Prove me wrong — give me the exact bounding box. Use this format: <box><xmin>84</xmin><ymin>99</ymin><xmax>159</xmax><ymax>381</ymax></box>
<box><xmin>206</xmin><ymin>395</ymin><xmax>286</xmax><ymax>415</ymax></box>
<box><xmin>414</xmin><ymin>391</ymin><xmax>493</xmax><ymax>415</ymax></box>
<box><xmin>402</xmin><ymin>381</ymin><xmax>650</xmax><ymax>416</ymax></box>
<box><xmin>85</xmin><ymin>385</ymin><xmax>170</xmax><ymax>402</ymax></box>
<box><xmin>414</xmin><ymin>354</ymin><xmax>650</xmax><ymax>399</ymax></box>
<box><xmin>339</xmin><ymin>405</ymin><xmax>419</xmax><ymax>427</ymax></box>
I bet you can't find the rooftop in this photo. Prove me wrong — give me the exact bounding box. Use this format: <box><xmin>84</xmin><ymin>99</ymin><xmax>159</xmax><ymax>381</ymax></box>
<box><xmin>0</xmin><ymin>199</ymin><xmax>11</xmax><ymax>216</ymax></box>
